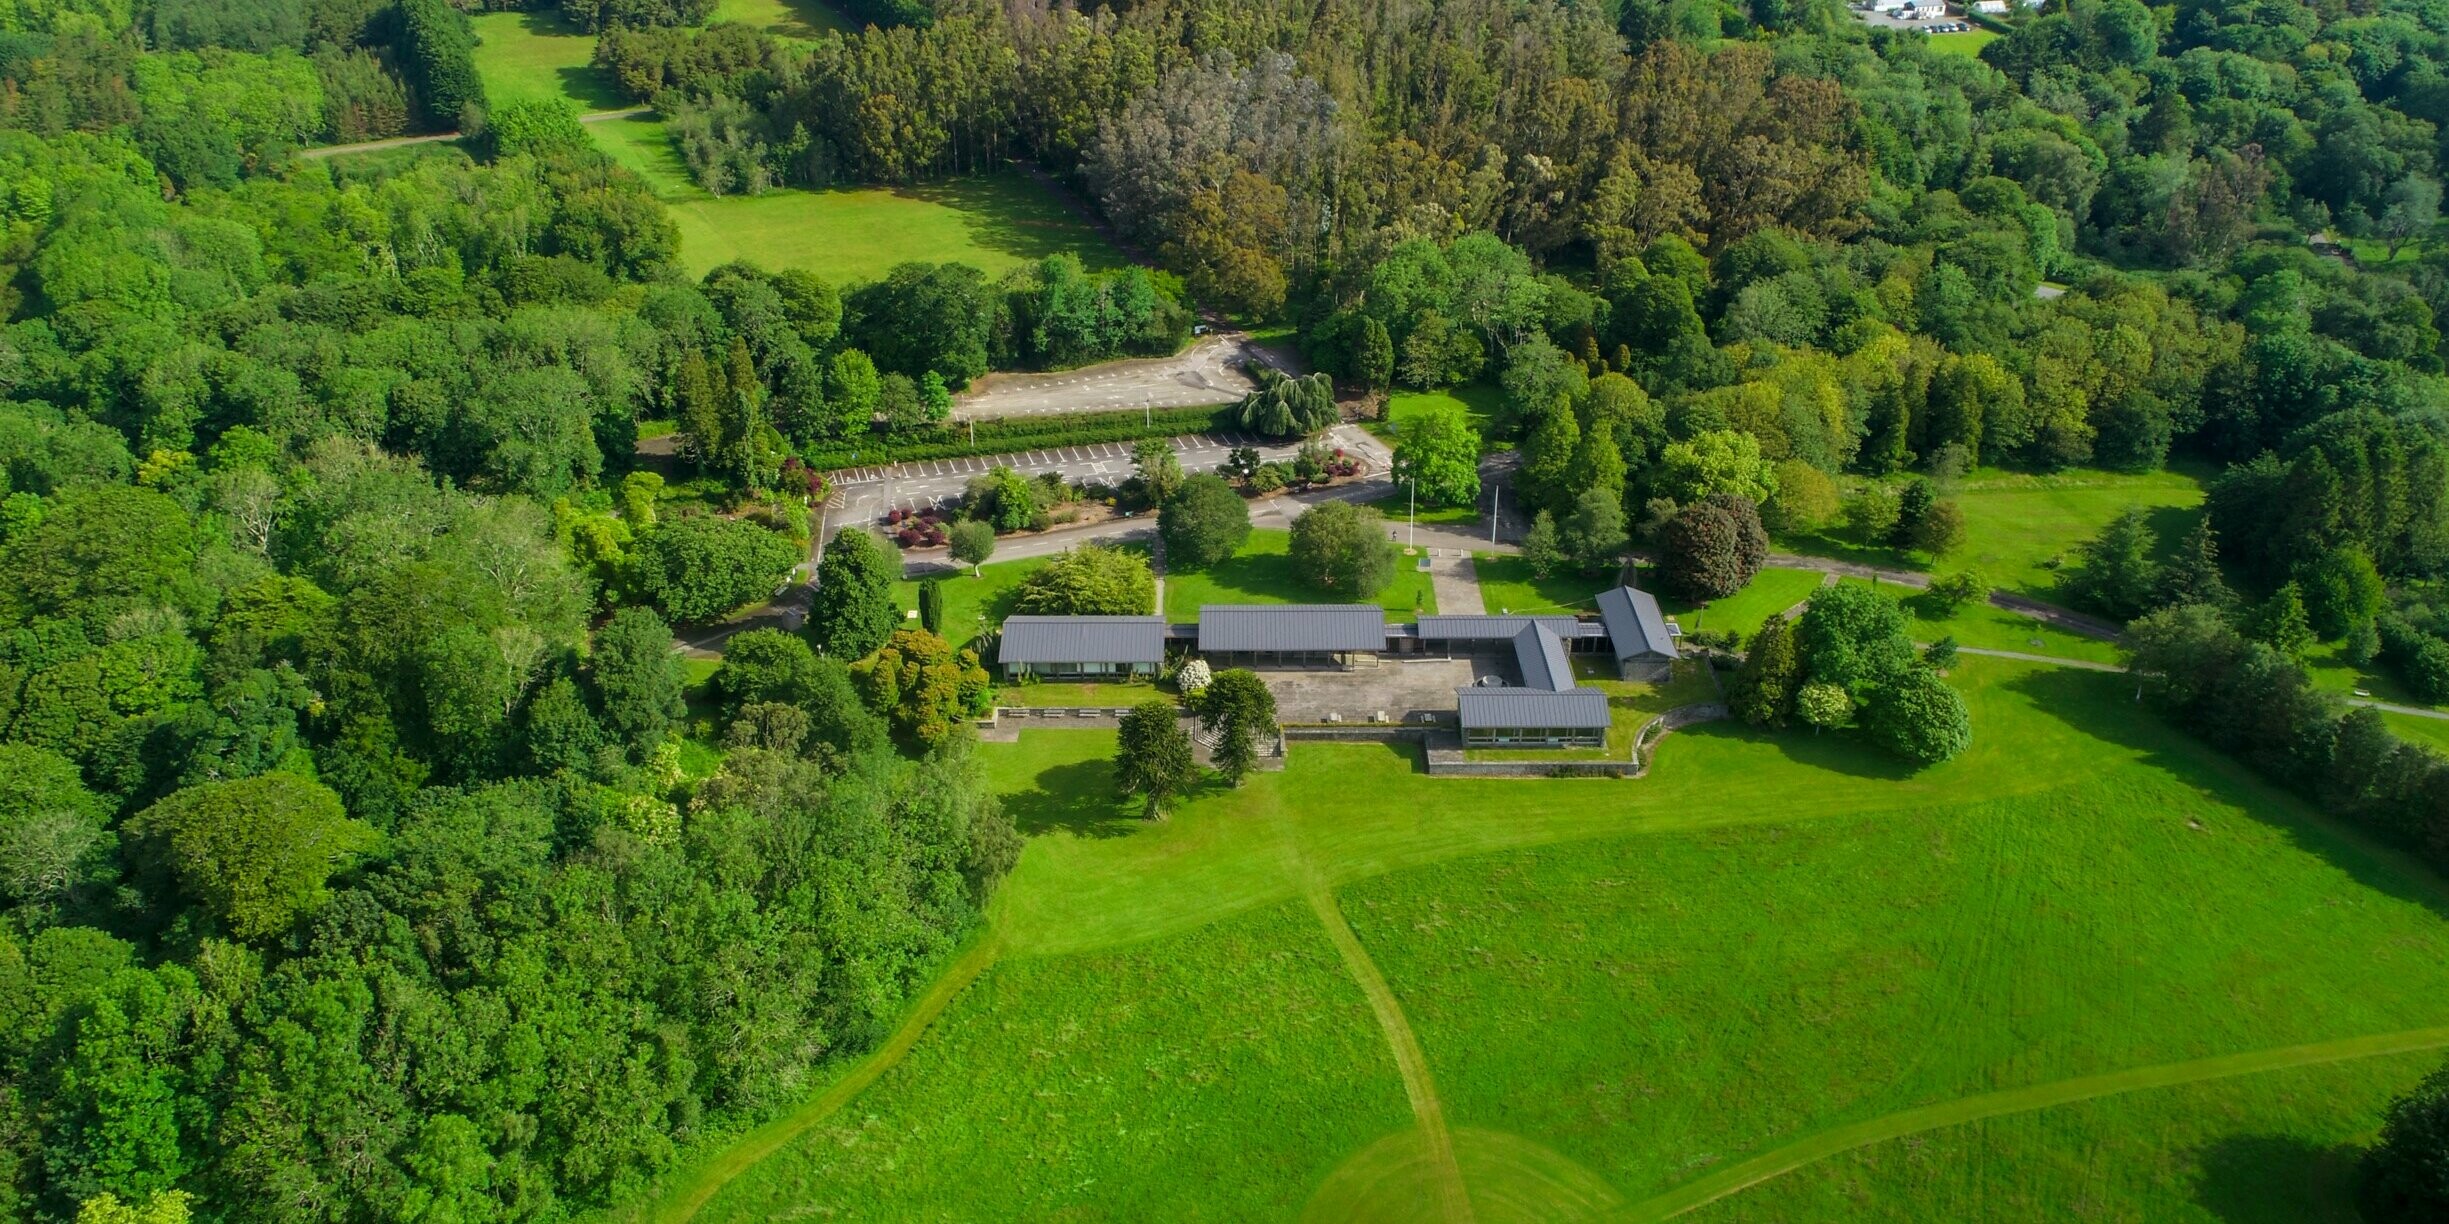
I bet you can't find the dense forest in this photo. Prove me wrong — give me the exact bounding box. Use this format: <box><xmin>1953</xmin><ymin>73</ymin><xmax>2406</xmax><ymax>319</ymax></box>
<box><xmin>7</xmin><ymin>0</ymin><xmax>2449</xmax><ymax>1218</ymax></box>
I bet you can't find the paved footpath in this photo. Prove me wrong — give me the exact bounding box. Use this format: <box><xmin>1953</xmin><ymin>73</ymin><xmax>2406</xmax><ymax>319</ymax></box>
<box><xmin>1429</xmin><ymin>555</ymin><xmax>1487</xmax><ymax>616</ymax></box>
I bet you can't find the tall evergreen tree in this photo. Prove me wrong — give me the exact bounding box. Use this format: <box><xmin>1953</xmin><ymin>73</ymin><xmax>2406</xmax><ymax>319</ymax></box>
<box><xmin>2247</xmin><ymin>582</ymin><xmax>2316</xmax><ymax>662</ymax></box>
<box><xmin>1115</xmin><ymin>701</ymin><xmax>1197</xmax><ymax>817</ymax></box>
<box><xmin>2156</xmin><ymin>518</ymin><xmax>2233</xmax><ymax>610</ymax></box>
<box><xmin>810</xmin><ymin>529</ymin><xmax>898</xmax><ymax>660</ymax></box>
<box><xmin>1731</xmin><ymin>617</ymin><xmax>1801</xmax><ymax>727</ymax></box>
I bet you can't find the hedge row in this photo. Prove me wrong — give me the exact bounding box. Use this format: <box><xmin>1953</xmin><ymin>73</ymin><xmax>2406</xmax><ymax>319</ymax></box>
<box><xmin>801</xmin><ymin>403</ymin><xmax>1236</xmax><ymax>471</ymax></box>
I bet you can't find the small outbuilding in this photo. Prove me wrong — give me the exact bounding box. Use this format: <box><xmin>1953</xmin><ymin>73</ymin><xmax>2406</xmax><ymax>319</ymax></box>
<box><xmin>1595</xmin><ymin>585</ymin><xmax>1679</xmax><ymax>682</ymax></box>
<box><xmin>996</xmin><ymin>615</ymin><xmax>1167</xmax><ymax>680</ymax></box>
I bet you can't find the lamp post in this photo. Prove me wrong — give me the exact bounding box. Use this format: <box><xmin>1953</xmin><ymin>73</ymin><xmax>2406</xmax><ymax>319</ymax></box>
<box><xmin>1408</xmin><ymin>475</ymin><xmax>1417</xmax><ymax>550</ymax></box>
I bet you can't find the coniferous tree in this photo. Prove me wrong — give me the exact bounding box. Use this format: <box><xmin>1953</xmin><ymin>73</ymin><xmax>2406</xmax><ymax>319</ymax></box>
<box><xmin>2248</xmin><ymin>582</ymin><xmax>2316</xmax><ymax>662</ymax></box>
<box><xmin>1116</xmin><ymin>701</ymin><xmax>1197</xmax><ymax>817</ymax></box>
<box><xmin>2156</xmin><ymin>518</ymin><xmax>2233</xmax><ymax>611</ymax></box>
<box><xmin>1198</xmin><ymin>669</ymin><xmax>1277</xmax><ymax>786</ymax></box>
<box><xmin>1355</xmin><ymin>317</ymin><xmax>1395</xmax><ymax>391</ymax></box>
<box><xmin>1731</xmin><ymin>617</ymin><xmax>1801</xmax><ymax>727</ymax></box>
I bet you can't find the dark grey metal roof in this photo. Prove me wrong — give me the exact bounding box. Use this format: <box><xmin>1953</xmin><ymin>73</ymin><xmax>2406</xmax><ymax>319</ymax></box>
<box><xmin>1415</xmin><ymin>614</ymin><xmax>1582</xmax><ymax>641</ymax></box>
<box><xmin>1197</xmin><ymin>605</ymin><xmax>1387</xmax><ymax>653</ymax></box>
<box><xmin>998</xmin><ymin>615</ymin><xmax>1168</xmax><ymax>665</ymax></box>
<box><xmin>1512</xmin><ymin>623</ymin><xmax>1575</xmax><ymax>691</ymax></box>
<box><xmin>1456</xmin><ymin>687</ymin><xmax>1611</xmax><ymax>730</ymax></box>
<box><xmin>1595</xmin><ymin>585</ymin><xmax>1678</xmax><ymax>662</ymax></box>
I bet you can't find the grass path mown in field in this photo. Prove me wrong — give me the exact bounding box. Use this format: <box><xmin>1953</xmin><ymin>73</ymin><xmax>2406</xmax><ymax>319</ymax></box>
<box><xmin>1304</xmin><ymin>881</ymin><xmax>1475</xmax><ymax>1223</ymax></box>
<box><xmin>649</xmin><ymin>936</ymin><xmax>1003</xmax><ymax>1224</ymax></box>
<box><xmin>1627</xmin><ymin>1025</ymin><xmax>2449</xmax><ymax>1221</ymax></box>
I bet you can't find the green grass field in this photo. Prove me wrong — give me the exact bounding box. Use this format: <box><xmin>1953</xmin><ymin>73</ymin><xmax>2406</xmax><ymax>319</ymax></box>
<box><xmin>1163</xmin><ymin>529</ymin><xmax>1438</xmax><ymax>620</ymax></box>
<box><xmin>1926</xmin><ymin>29</ymin><xmax>1999</xmax><ymax>56</ymax></box>
<box><xmin>891</xmin><ymin>545</ymin><xmax>1154</xmax><ymax>649</ymax></box>
<box><xmin>1829</xmin><ymin>575</ymin><xmax>2126</xmax><ymax>665</ymax></box>
<box><xmin>654</xmin><ymin>655</ymin><xmax>2449</xmax><ymax>1222</ymax></box>
<box><xmin>712</xmin><ymin>0</ymin><xmax>856</xmax><ymax>39</ymax></box>
<box><xmin>468</xmin><ymin>10</ymin><xmax>1125</xmax><ymax>284</ymax></box>
<box><xmin>1375</xmin><ymin>386</ymin><xmax>1504</xmax><ymax>445</ymax></box>
<box><xmin>1360</xmin><ymin>488</ymin><xmax>1482</xmax><ymax>527</ymax></box>
<box><xmin>662</xmin><ymin>176</ymin><xmax>1129</xmax><ymax>283</ymax></box>
<box><xmin>1775</xmin><ymin>467</ymin><xmax>2207</xmax><ymax>605</ymax></box>
<box><xmin>1635</xmin><ymin>564</ymin><xmax>1827</xmax><ymax>642</ymax></box>
<box><xmin>1472</xmin><ymin>553</ymin><xmax>1612</xmax><ymax>616</ymax></box>
<box><xmin>687</xmin><ymin>900</ymin><xmax>1412</xmax><ymax>1222</ymax></box>
<box><xmin>470</xmin><ymin>11</ymin><xmax>629</xmax><ymax>111</ymax></box>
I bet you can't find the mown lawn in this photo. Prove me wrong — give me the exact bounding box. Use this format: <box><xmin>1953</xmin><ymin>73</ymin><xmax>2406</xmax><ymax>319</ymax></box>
<box><xmin>1831</xmin><ymin>576</ymin><xmax>2126</xmax><ymax>665</ymax></box>
<box><xmin>1345</xmin><ymin>753</ymin><xmax>2449</xmax><ymax>1218</ymax></box>
<box><xmin>662</xmin><ymin>655</ymin><xmax>2449</xmax><ymax>1222</ymax></box>
<box><xmin>1775</xmin><ymin>466</ymin><xmax>2207</xmax><ymax>605</ymax></box>
<box><xmin>1163</xmin><ymin>529</ymin><xmax>1438</xmax><ymax>620</ymax></box>
<box><xmin>891</xmin><ymin>544</ymin><xmax>1155</xmax><ymax>649</ymax></box>
<box><xmin>664</xmin><ymin>174</ymin><xmax>1129</xmax><ymax>283</ymax></box>
<box><xmin>1636</xmin><ymin>564</ymin><xmax>1827</xmax><ymax>643</ymax></box>
<box><xmin>469</xmin><ymin>11</ymin><xmax>628</xmax><ymax>111</ymax></box>
<box><xmin>469</xmin><ymin>11</ymin><xmax>1124</xmax><ymax>284</ymax></box>
<box><xmin>712</xmin><ymin>0</ymin><xmax>856</xmax><ymax>40</ymax></box>
<box><xmin>1926</xmin><ymin>29</ymin><xmax>1999</xmax><ymax>56</ymax></box>
<box><xmin>1360</xmin><ymin>487</ymin><xmax>1482</xmax><ymax>528</ymax></box>
<box><xmin>1473</xmin><ymin>553</ymin><xmax>1613</xmax><ymax>616</ymax></box>
<box><xmin>1697</xmin><ymin>1052</ymin><xmax>2434</xmax><ymax>1223</ymax></box>
<box><xmin>995</xmin><ymin>679</ymin><xmax>1169</xmax><ymax>707</ymax></box>
<box><xmin>2303</xmin><ymin>639</ymin><xmax>2446</xmax><ymax>714</ymax></box>
<box><xmin>1375</xmin><ymin>385</ymin><xmax>1504</xmax><ymax>445</ymax></box>
<box><xmin>690</xmin><ymin>900</ymin><xmax>1412</xmax><ymax>1223</ymax></box>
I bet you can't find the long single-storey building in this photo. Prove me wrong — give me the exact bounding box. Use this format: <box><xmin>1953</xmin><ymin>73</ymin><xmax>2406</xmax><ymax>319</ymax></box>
<box><xmin>997</xmin><ymin>615</ymin><xmax>1167</xmax><ymax>680</ymax></box>
<box><xmin>1197</xmin><ymin>604</ymin><xmax>1389</xmax><ymax>667</ymax></box>
<box><xmin>990</xmin><ymin>585</ymin><xmax>1679</xmax><ymax>749</ymax></box>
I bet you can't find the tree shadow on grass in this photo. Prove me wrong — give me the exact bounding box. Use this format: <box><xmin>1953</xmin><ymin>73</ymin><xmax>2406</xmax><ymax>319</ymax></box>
<box><xmin>1002</xmin><ymin>758</ymin><xmax>1141</xmax><ymax>838</ymax></box>
<box><xmin>2189</xmin><ymin>1133</ymin><xmax>2365</xmax><ymax>1223</ymax></box>
<box><xmin>2001</xmin><ymin>666</ymin><xmax>2449</xmax><ymax>923</ymax></box>
<box><xmin>1668</xmin><ymin>718</ymin><xmax>1921</xmax><ymax>781</ymax></box>
<box><xmin>901</xmin><ymin>177</ymin><xmax>1118</xmax><ymax>270</ymax></box>
<box><xmin>1173</xmin><ymin>551</ymin><xmax>1311</xmax><ymax>608</ymax></box>
<box><xmin>502</xmin><ymin>9</ymin><xmax>632</xmax><ymax>112</ymax></box>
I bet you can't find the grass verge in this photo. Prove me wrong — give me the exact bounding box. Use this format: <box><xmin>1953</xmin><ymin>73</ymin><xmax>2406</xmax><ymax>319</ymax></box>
<box><xmin>1163</xmin><ymin>529</ymin><xmax>1438</xmax><ymax>620</ymax></box>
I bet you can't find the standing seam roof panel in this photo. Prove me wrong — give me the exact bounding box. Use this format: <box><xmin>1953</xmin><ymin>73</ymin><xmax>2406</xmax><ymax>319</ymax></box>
<box><xmin>997</xmin><ymin>616</ymin><xmax>1169</xmax><ymax>665</ymax></box>
<box><xmin>1596</xmin><ymin>586</ymin><xmax>1679</xmax><ymax>661</ymax></box>
<box><xmin>1196</xmin><ymin>605</ymin><xmax>1389</xmax><ymax>653</ymax></box>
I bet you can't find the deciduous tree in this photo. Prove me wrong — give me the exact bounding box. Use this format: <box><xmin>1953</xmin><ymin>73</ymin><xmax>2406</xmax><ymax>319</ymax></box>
<box><xmin>1011</xmin><ymin>543</ymin><xmax>1154</xmax><ymax>615</ymax></box>
<box><xmin>125</xmin><ymin>773</ymin><xmax>379</xmax><ymax>942</ymax></box>
<box><xmin>810</xmin><ymin>528</ymin><xmax>899</xmax><ymax>659</ymax></box>
<box><xmin>1160</xmin><ymin>474</ymin><xmax>1251</xmax><ymax>571</ymax></box>
<box><xmin>1289</xmin><ymin>501</ymin><xmax>1398</xmax><ymax>599</ymax></box>
<box><xmin>1392</xmin><ymin>403</ymin><xmax>1483</xmax><ymax>509</ymax></box>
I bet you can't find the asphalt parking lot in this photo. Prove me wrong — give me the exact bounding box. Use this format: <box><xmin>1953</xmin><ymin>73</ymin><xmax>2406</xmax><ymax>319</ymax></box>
<box><xmin>827</xmin><ymin>431</ymin><xmax>1305</xmax><ymax>520</ymax></box>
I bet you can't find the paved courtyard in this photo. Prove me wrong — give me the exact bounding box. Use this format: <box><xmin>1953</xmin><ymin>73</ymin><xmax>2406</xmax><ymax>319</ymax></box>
<box><xmin>1255</xmin><ymin>658</ymin><xmax>1491</xmax><ymax>726</ymax></box>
